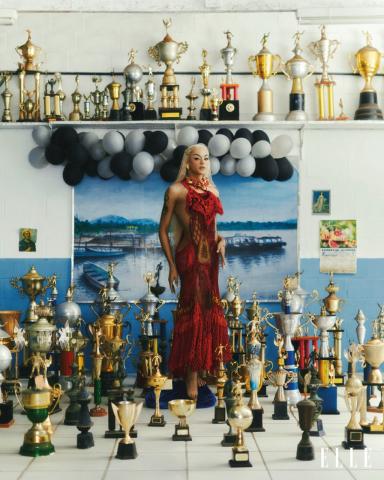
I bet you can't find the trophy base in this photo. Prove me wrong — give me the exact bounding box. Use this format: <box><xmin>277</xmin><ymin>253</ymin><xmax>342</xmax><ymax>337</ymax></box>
<box><xmin>77</xmin><ymin>431</ymin><xmax>94</xmax><ymax>449</ymax></box>
<box><xmin>20</xmin><ymin>441</ymin><xmax>55</xmax><ymax>457</ymax></box>
<box><xmin>129</xmin><ymin>102</ymin><xmax>145</xmax><ymax>121</ymax></box>
<box><xmin>259</xmin><ymin>383</ymin><xmax>268</xmax><ymax>398</ymax></box>
<box><xmin>286</xmin><ymin>110</ymin><xmax>307</xmax><ymax>121</ymax></box>
<box><xmin>0</xmin><ymin>400</ymin><xmax>14</xmax><ymax>427</ymax></box>
<box><xmin>342</xmin><ymin>427</ymin><xmax>366</xmax><ymax>449</ymax></box>
<box><xmin>362</xmin><ymin>424</ymin><xmax>384</xmax><ymax>434</ymax></box>
<box><xmin>333</xmin><ymin>375</ymin><xmax>345</xmax><ymax>386</ymax></box>
<box><xmin>64</xmin><ymin>405</ymin><xmax>80</xmax><ymax>426</ymax></box>
<box><xmin>245</xmin><ymin>408</ymin><xmax>265</xmax><ymax>432</ymax></box>
<box><xmin>272</xmin><ymin>401</ymin><xmax>289</xmax><ymax>420</ymax></box>
<box><xmin>355</xmin><ymin>91</ymin><xmax>383</xmax><ymax>120</ymax></box>
<box><xmin>109</xmin><ymin>109</ymin><xmax>121</xmax><ymax>121</ymax></box>
<box><xmin>149</xmin><ymin>415</ymin><xmax>166</xmax><ymax>427</ymax></box>
<box><xmin>159</xmin><ymin>108</ymin><xmax>182</xmax><ymax>120</ymax></box>
<box><xmin>212</xmin><ymin>406</ymin><xmax>226</xmax><ymax>424</ymax></box>
<box><xmin>105</xmin><ymin>429</ymin><xmax>124</xmax><ymax>439</ymax></box>
<box><xmin>229</xmin><ymin>450</ymin><xmax>252</xmax><ymax>468</ymax></box>
<box><xmin>310</xmin><ymin>419</ymin><xmax>325</xmax><ymax>437</ymax></box>
<box><xmin>288</xmin><ymin>93</ymin><xmax>305</xmax><ymax>120</ymax></box>
<box><xmin>120</xmin><ymin>109</ymin><xmax>132</xmax><ymax>121</ymax></box>
<box><xmin>296</xmin><ymin>443</ymin><xmax>314</xmax><ymax>461</ymax></box>
<box><xmin>221</xmin><ymin>431</ymin><xmax>237</xmax><ymax>446</ymax></box>
<box><xmin>200</xmin><ymin>108</ymin><xmax>212</xmax><ymax>120</ymax></box>
<box><xmin>253</xmin><ymin>112</ymin><xmax>276</xmax><ymax>121</ymax></box>
<box><xmin>173</xmin><ymin>425</ymin><xmax>192</xmax><ymax>441</ymax></box>
<box><xmin>90</xmin><ymin>405</ymin><xmax>107</xmax><ymax>417</ymax></box>
<box><xmin>144</xmin><ymin>109</ymin><xmax>158</xmax><ymax>120</ymax></box>
<box><xmin>116</xmin><ymin>441</ymin><xmax>138</xmax><ymax>460</ymax></box>
<box><xmin>219</xmin><ymin>100</ymin><xmax>239</xmax><ymax>121</ymax></box>
<box><xmin>318</xmin><ymin>386</ymin><xmax>339</xmax><ymax>415</ymax></box>
<box><xmin>101</xmin><ymin>372</ymin><xmax>115</xmax><ymax>396</ymax></box>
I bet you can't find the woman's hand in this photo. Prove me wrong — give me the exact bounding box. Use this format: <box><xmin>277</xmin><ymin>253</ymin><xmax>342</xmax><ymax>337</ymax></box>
<box><xmin>216</xmin><ymin>237</ymin><xmax>226</xmax><ymax>268</ymax></box>
<box><xmin>168</xmin><ymin>264</ymin><xmax>179</xmax><ymax>293</ymax></box>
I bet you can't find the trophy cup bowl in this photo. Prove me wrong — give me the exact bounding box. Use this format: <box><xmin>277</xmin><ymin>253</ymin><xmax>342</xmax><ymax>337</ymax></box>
<box><xmin>355</xmin><ymin>44</ymin><xmax>381</xmax><ymax>92</ymax></box>
<box><xmin>148</xmin><ymin>36</ymin><xmax>188</xmax><ymax>86</ymax></box>
<box><xmin>124</xmin><ymin>63</ymin><xmax>143</xmax><ymax>86</ymax></box>
<box><xmin>294</xmin><ymin>397</ymin><xmax>316</xmax><ymax>461</ymax></box>
<box><xmin>12</xmin><ymin>266</ymin><xmax>46</xmax><ymax>300</ymax></box>
<box><xmin>26</xmin><ymin>317</ymin><xmax>56</xmax><ymax>354</ymax></box>
<box><xmin>268</xmin><ymin>368</ymin><xmax>292</xmax><ymax>402</ymax></box>
<box><xmin>274</xmin><ymin>313</ymin><xmax>302</xmax><ymax>351</ymax></box>
<box><xmin>168</xmin><ymin>399</ymin><xmax>196</xmax><ymax>441</ymax></box>
<box><xmin>112</xmin><ymin>400</ymin><xmax>143</xmax><ymax>459</ymax></box>
<box><xmin>362</xmin><ymin>338</ymin><xmax>384</xmax><ymax>383</ymax></box>
<box><xmin>228</xmin><ymin>403</ymin><xmax>253</xmax><ymax>431</ymax></box>
<box><xmin>312</xmin><ymin>312</ymin><xmax>336</xmax><ymax>357</ymax></box>
<box><xmin>345</xmin><ymin>375</ymin><xmax>363</xmax><ymax>430</ymax></box>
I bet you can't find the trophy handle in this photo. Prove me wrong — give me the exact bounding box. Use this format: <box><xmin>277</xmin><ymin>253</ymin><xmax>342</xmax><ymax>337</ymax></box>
<box><xmin>263</xmin><ymin>359</ymin><xmax>273</xmax><ymax>375</ymax></box>
<box><xmin>247</xmin><ymin>55</ymin><xmax>258</xmax><ymax>77</ymax></box>
<box><xmin>329</xmin><ymin>39</ymin><xmax>340</xmax><ymax>60</ymax></box>
<box><xmin>349</xmin><ymin>53</ymin><xmax>358</xmax><ymax>74</ymax></box>
<box><xmin>10</xmin><ymin>277</ymin><xmax>24</xmax><ymax>295</ymax></box>
<box><xmin>304</xmin><ymin>63</ymin><xmax>315</xmax><ymax>80</ymax></box>
<box><xmin>48</xmin><ymin>384</ymin><xmax>63</xmax><ymax>414</ymax></box>
<box><xmin>111</xmin><ymin>402</ymin><xmax>122</xmax><ymax>428</ymax></box>
<box><xmin>280</xmin><ymin>62</ymin><xmax>289</xmax><ymax>79</ymax></box>
<box><xmin>147</xmin><ymin>46</ymin><xmax>162</xmax><ymax>67</ymax></box>
<box><xmin>289</xmin><ymin>404</ymin><xmax>299</xmax><ymax>424</ymax></box>
<box><xmin>14</xmin><ymin>381</ymin><xmax>25</xmax><ymax>412</ymax></box>
<box><xmin>176</xmin><ymin>41</ymin><xmax>188</xmax><ymax>64</ymax></box>
<box><xmin>272</xmin><ymin>54</ymin><xmax>282</xmax><ymax>76</ymax></box>
<box><xmin>155</xmin><ymin>299</ymin><xmax>166</xmax><ymax>313</ymax></box>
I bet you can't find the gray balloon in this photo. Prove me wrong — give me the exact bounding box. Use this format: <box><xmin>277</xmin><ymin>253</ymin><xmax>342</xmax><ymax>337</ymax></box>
<box><xmin>210</xmin><ymin>156</ymin><xmax>220</xmax><ymax>176</ymax></box>
<box><xmin>236</xmin><ymin>155</ymin><xmax>256</xmax><ymax>177</ymax></box>
<box><xmin>125</xmin><ymin>130</ymin><xmax>145</xmax><ymax>156</ymax></box>
<box><xmin>97</xmin><ymin>156</ymin><xmax>114</xmax><ymax>179</ymax></box>
<box><xmin>220</xmin><ymin>154</ymin><xmax>236</xmax><ymax>176</ymax></box>
<box><xmin>90</xmin><ymin>140</ymin><xmax>106</xmax><ymax>162</ymax></box>
<box><xmin>153</xmin><ymin>154</ymin><xmax>166</xmax><ymax>172</ymax></box>
<box><xmin>208</xmin><ymin>134</ymin><xmax>231</xmax><ymax>157</ymax></box>
<box><xmin>133</xmin><ymin>151</ymin><xmax>154</xmax><ymax>177</ymax></box>
<box><xmin>79</xmin><ymin>131</ymin><xmax>99</xmax><ymax>151</ymax></box>
<box><xmin>29</xmin><ymin>146</ymin><xmax>49</xmax><ymax>169</ymax></box>
<box><xmin>271</xmin><ymin>135</ymin><xmax>294</xmax><ymax>158</ymax></box>
<box><xmin>177</xmin><ymin>126</ymin><xmax>199</xmax><ymax>146</ymax></box>
<box><xmin>162</xmin><ymin>137</ymin><xmax>177</xmax><ymax>159</ymax></box>
<box><xmin>251</xmin><ymin>140</ymin><xmax>271</xmax><ymax>158</ymax></box>
<box><xmin>130</xmin><ymin>169</ymin><xmax>147</xmax><ymax>182</ymax></box>
<box><xmin>230</xmin><ymin>137</ymin><xmax>252</xmax><ymax>159</ymax></box>
<box><xmin>102</xmin><ymin>131</ymin><xmax>125</xmax><ymax>155</ymax></box>
<box><xmin>32</xmin><ymin>125</ymin><xmax>51</xmax><ymax>147</ymax></box>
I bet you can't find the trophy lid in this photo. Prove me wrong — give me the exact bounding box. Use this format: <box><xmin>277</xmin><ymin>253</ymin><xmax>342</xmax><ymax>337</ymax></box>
<box><xmin>16</xmin><ymin>30</ymin><xmax>41</xmax><ymax>70</ymax></box>
<box><xmin>357</xmin><ymin>31</ymin><xmax>380</xmax><ymax>55</ymax></box>
<box><xmin>22</xmin><ymin>266</ymin><xmax>45</xmax><ymax>281</ymax></box>
<box><xmin>27</xmin><ymin>316</ymin><xmax>56</xmax><ymax>333</ymax></box>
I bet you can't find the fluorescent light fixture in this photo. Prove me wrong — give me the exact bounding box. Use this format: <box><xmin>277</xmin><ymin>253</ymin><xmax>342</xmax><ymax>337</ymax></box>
<box><xmin>297</xmin><ymin>7</ymin><xmax>384</xmax><ymax>25</ymax></box>
<box><xmin>0</xmin><ymin>9</ymin><xmax>17</xmax><ymax>25</ymax></box>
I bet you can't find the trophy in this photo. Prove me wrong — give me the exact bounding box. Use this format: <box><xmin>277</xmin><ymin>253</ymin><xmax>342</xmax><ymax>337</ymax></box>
<box><xmin>112</xmin><ymin>400</ymin><xmax>143</xmax><ymax>459</ymax></box>
<box><xmin>0</xmin><ymin>337</ymin><xmax>13</xmax><ymax>427</ymax></box>
<box><xmin>90</xmin><ymin>76</ymin><xmax>103</xmax><ymax>120</ymax></box>
<box><xmin>43</xmin><ymin>75</ymin><xmax>64</xmax><ymax>121</ymax></box>
<box><xmin>106</xmin><ymin>74</ymin><xmax>122</xmax><ymax>121</ymax></box>
<box><xmin>199</xmin><ymin>49</ymin><xmax>212</xmax><ymax>120</ymax></box>
<box><xmin>221</xmin><ymin>361</ymin><xmax>239</xmax><ymax>446</ymax></box>
<box><xmin>185</xmin><ymin>77</ymin><xmax>198</xmax><ymax>121</ymax></box>
<box><xmin>144</xmin><ymin>66</ymin><xmax>157</xmax><ymax>119</ymax></box>
<box><xmin>355</xmin><ymin>309</ymin><xmax>366</xmax><ymax>345</ymax></box>
<box><xmin>212</xmin><ymin>344</ymin><xmax>228</xmax><ymax>424</ymax></box>
<box><xmin>148</xmin><ymin>18</ymin><xmax>188</xmax><ymax>120</ymax></box>
<box><xmin>168</xmin><ymin>399</ymin><xmax>196</xmax><ymax>441</ymax></box>
<box><xmin>83</xmin><ymin>94</ymin><xmax>91</xmax><ymax>120</ymax></box>
<box><xmin>248</xmin><ymin>33</ymin><xmax>281</xmax><ymax>121</ymax></box>
<box><xmin>352</xmin><ymin>32</ymin><xmax>383</xmax><ymax>120</ymax></box>
<box><xmin>16</xmin><ymin>30</ymin><xmax>42</xmax><ymax>122</ymax></box>
<box><xmin>281</xmin><ymin>32</ymin><xmax>314</xmax><ymax>121</ymax></box>
<box><xmin>89</xmin><ymin>323</ymin><xmax>106</xmax><ymax>417</ymax></box>
<box><xmin>267</xmin><ymin>366</ymin><xmax>295</xmax><ymax>420</ymax></box>
<box><xmin>76</xmin><ymin>385</ymin><xmax>94</xmax><ymax>449</ymax></box>
<box><xmin>147</xmin><ymin>351</ymin><xmax>168</xmax><ymax>426</ymax></box>
<box><xmin>308</xmin><ymin>25</ymin><xmax>340</xmax><ymax>120</ymax></box>
<box><xmin>209</xmin><ymin>89</ymin><xmax>223</xmax><ymax>121</ymax></box>
<box><xmin>362</xmin><ymin>325</ymin><xmax>384</xmax><ymax>384</ymax></box>
<box><xmin>69</xmin><ymin>75</ymin><xmax>83</xmax><ymax>121</ymax></box>
<box><xmin>123</xmin><ymin>49</ymin><xmax>144</xmax><ymax>120</ymax></box>
<box><xmin>101</xmin><ymin>88</ymin><xmax>109</xmax><ymax>120</ymax></box>
<box><xmin>245</xmin><ymin>356</ymin><xmax>265</xmax><ymax>432</ymax></box>
<box><xmin>219</xmin><ymin>31</ymin><xmax>239</xmax><ymax>120</ymax></box>
<box><xmin>1</xmin><ymin>72</ymin><xmax>13</xmax><ymax>122</ymax></box>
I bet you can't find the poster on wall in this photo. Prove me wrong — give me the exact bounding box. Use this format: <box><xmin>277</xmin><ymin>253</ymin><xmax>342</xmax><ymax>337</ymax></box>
<box><xmin>319</xmin><ymin>220</ymin><xmax>357</xmax><ymax>273</ymax></box>
<box><xmin>73</xmin><ymin>172</ymin><xmax>298</xmax><ymax>302</ymax></box>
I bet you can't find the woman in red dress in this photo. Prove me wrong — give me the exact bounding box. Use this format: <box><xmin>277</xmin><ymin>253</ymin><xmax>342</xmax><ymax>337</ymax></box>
<box><xmin>159</xmin><ymin>143</ymin><xmax>231</xmax><ymax>399</ymax></box>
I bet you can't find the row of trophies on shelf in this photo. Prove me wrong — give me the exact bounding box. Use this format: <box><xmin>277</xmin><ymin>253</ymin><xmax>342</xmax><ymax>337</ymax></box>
<box><xmin>0</xmin><ymin>265</ymin><xmax>383</xmax><ymax>466</ymax></box>
<box><xmin>2</xmin><ymin>20</ymin><xmax>384</xmax><ymax>124</ymax></box>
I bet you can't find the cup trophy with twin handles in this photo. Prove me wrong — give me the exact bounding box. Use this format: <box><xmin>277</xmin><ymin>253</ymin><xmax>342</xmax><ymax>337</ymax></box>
<box><xmin>168</xmin><ymin>399</ymin><xmax>196</xmax><ymax>441</ymax></box>
<box><xmin>199</xmin><ymin>49</ymin><xmax>212</xmax><ymax>120</ymax></box>
<box><xmin>112</xmin><ymin>400</ymin><xmax>143</xmax><ymax>459</ymax></box>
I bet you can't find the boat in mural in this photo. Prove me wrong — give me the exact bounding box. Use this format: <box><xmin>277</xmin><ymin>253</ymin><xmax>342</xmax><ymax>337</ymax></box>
<box><xmin>82</xmin><ymin>262</ymin><xmax>120</xmax><ymax>290</ymax></box>
<box><xmin>74</xmin><ymin>244</ymin><xmax>125</xmax><ymax>258</ymax></box>
<box><xmin>225</xmin><ymin>234</ymin><xmax>287</xmax><ymax>252</ymax></box>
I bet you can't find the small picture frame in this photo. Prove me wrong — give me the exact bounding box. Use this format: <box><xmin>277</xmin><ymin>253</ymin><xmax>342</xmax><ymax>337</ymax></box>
<box><xmin>19</xmin><ymin>228</ymin><xmax>37</xmax><ymax>252</ymax></box>
<box><xmin>312</xmin><ymin>190</ymin><xmax>330</xmax><ymax>215</ymax></box>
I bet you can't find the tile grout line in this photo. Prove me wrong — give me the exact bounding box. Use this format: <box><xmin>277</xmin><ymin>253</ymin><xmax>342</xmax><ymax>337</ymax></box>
<box><xmin>185</xmin><ymin>441</ymin><xmax>189</xmax><ymax>480</ymax></box>
<box><xmin>101</xmin><ymin>438</ymin><xmax>118</xmax><ymax>480</ymax></box>
<box><xmin>251</xmin><ymin>432</ymin><xmax>273</xmax><ymax>480</ymax></box>
<box><xmin>320</xmin><ymin>436</ymin><xmax>358</xmax><ymax>480</ymax></box>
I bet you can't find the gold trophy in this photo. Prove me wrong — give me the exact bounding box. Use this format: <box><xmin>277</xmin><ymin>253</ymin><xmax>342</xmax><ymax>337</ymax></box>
<box><xmin>362</xmin><ymin>321</ymin><xmax>384</xmax><ymax>384</ymax></box>
<box><xmin>112</xmin><ymin>400</ymin><xmax>143</xmax><ymax>459</ymax></box>
<box><xmin>209</xmin><ymin>89</ymin><xmax>223</xmax><ymax>121</ymax></box>
<box><xmin>212</xmin><ymin>344</ymin><xmax>228</xmax><ymax>424</ymax></box>
<box><xmin>69</xmin><ymin>75</ymin><xmax>83</xmax><ymax>121</ymax></box>
<box><xmin>106</xmin><ymin>74</ymin><xmax>122</xmax><ymax>121</ymax></box>
<box><xmin>148</xmin><ymin>18</ymin><xmax>188</xmax><ymax>119</ymax></box>
<box><xmin>168</xmin><ymin>399</ymin><xmax>196</xmax><ymax>441</ymax></box>
<box><xmin>147</xmin><ymin>351</ymin><xmax>168</xmax><ymax>427</ymax></box>
<box><xmin>185</xmin><ymin>77</ymin><xmax>198</xmax><ymax>121</ymax></box>
<box><xmin>248</xmin><ymin>33</ymin><xmax>281</xmax><ymax>121</ymax></box>
<box><xmin>83</xmin><ymin>94</ymin><xmax>91</xmax><ymax>120</ymax></box>
<box><xmin>1</xmin><ymin>73</ymin><xmax>13</xmax><ymax>122</ymax></box>
<box><xmin>308</xmin><ymin>25</ymin><xmax>340</xmax><ymax>120</ymax></box>
<box><xmin>90</xmin><ymin>76</ymin><xmax>103</xmax><ymax>121</ymax></box>
<box><xmin>199</xmin><ymin>49</ymin><xmax>212</xmax><ymax>120</ymax></box>
<box><xmin>89</xmin><ymin>324</ymin><xmax>106</xmax><ymax>417</ymax></box>
<box><xmin>352</xmin><ymin>32</ymin><xmax>383</xmax><ymax>120</ymax></box>
<box><xmin>16</xmin><ymin>30</ymin><xmax>42</xmax><ymax>122</ymax></box>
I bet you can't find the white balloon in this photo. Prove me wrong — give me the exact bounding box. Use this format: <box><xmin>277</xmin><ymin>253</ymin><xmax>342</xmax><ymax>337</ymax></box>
<box><xmin>220</xmin><ymin>154</ymin><xmax>236</xmax><ymax>176</ymax></box>
<box><xmin>230</xmin><ymin>137</ymin><xmax>252</xmax><ymax>159</ymax></box>
<box><xmin>162</xmin><ymin>137</ymin><xmax>177</xmax><ymax>159</ymax></box>
<box><xmin>236</xmin><ymin>155</ymin><xmax>256</xmax><ymax>177</ymax></box>
<box><xmin>153</xmin><ymin>154</ymin><xmax>166</xmax><ymax>172</ymax></box>
<box><xmin>79</xmin><ymin>131</ymin><xmax>99</xmax><ymax>151</ymax></box>
<box><xmin>210</xmin><ymin>156</ymin><xmax>220</xmax><ymax>176</ymax></box>
<box><xmin>271</xmin><ymin>135</ymin><xmax>294</xmax><ymax>158</ymax></box>
<box><xmin>130</xmin><ymin>169</ymin><xmax>147</xmax><ymax>182</ymax></box>
<box><xmin>125</xmin><ymin>130</ymin><xmax>146</xmax><ymax>156</ymax></box>
<box><xmin>102</xmin><ymin>131</ymin><xmax>125</xmax><ymax>155</ymax></box>
<box><xmin>251</xmin><ymin>140</ymin><xmax>271</xmax><ymax>158</ymax></box>
<box><xmin>32</xmin><ymin>125</ymin><xmax>51</xmax><ymax>147</ymax></box>
<box><xmin>208</xmin><ymin>134</ymin><xmax>231</xmax><ymax>157</ymax></box>
<box><xmin>29</xmin><ymin>146</ymin><xmax>49</xmax><ymax>169</ymax></box>
<box><xmin>133</xmin><ymin>151</ymin><xmax>154</xmax><ymax>177</ymax></box>
<box><xmin>177</xmin><ymin>126</ymin><xmax>199</xmax><ymax>146</ymax></box>
<box><xmin>97</xmin><ymin>156</ymin><xmax>114</xmax><ymax>179</ymax></box>
<box><xmin>90</xmin><ymin>140</ymin><xmax>106</xmax><ymax>162</ymax></box>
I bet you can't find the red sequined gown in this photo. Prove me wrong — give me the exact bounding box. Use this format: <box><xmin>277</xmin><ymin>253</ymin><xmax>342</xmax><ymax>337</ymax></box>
<box><xmin>168</xmin><ymin>180</ymin><xmax>231</xmax><ymax>377</ymax></box>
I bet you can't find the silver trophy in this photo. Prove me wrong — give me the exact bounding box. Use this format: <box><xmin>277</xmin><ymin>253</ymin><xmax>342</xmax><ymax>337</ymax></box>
<box><xmin>123</xmin><ymin>49</ymin><xmax>143</xmax><ymax>103</ymax></box>
<box><xmin>220</xmin><ymin>31</ymin><xmax>237</xmax><ymax>85</ymax></box>
<box><xmin>144</xmin><ymin>66</ymin><xmax>157</xmax><ymax>119</ymax></box>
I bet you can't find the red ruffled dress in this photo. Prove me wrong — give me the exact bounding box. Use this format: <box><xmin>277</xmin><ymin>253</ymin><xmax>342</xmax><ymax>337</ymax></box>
<box><xmin>168</xmin><ymin>180</ymin><xmax>232</xmax><ymax>377</ymax></box>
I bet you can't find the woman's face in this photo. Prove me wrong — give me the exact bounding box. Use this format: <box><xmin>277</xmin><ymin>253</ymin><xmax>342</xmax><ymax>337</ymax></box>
<box><xmin>187</xmin><ymin>146</ymin><xmax>209</xmax><ymax>176</ymax></box>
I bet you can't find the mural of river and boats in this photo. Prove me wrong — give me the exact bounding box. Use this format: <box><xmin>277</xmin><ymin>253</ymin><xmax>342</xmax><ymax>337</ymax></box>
<box><xmin>73</xmin><ymin>171</ymin><xmax>298</xmax><ymax>301</ymax></box>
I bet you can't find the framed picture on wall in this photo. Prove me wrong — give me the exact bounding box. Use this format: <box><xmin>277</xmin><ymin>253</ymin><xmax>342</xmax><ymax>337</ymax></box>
<box><xmin>312</xmin><ymin>190</ymin><xmax>330</xmax><ymax>214</ymax></box>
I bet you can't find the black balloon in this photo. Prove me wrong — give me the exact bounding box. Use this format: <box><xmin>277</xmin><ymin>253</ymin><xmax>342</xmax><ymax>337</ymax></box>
<box><xmin>216</xmin><ymin>128</ymin><xmax>234</xmax><ymax>142</ymax></box>
<box><xmin>172</xmin><ymin>145</ymin><xmax>187</xmax><ymax>166</ymax></box>
<box><xmin>252</xmin><ymin>129</ymin><xmax>270</xmax><ymax>145</ymax></box>
<box><xmin>45</xmin><ymin>143</ymin><xmax>66</xmax><ymax>165</ymax></box>
<box><xmin>143</xmin><ymin>131</ymin><xmax>152</xmax><ymax>139</ymax></box>
<box><xmin>258</xmin><ymin>155</ymin><xmax>279</xmax><ymax>181</ymax></box>
<box><xmin>160</xmin><ymin>162</ymin><xmax>179</xmax><ymax>182</ymax></box>
<box><xmin>110</xmin><ymin>151</ymin><xmax>133</xmax><ymax>180</ymax></box>
<box><xmin>63</xmin><ymin>163</ymin><xmax>84</xmax><ymax>186</ymax></box>
<box><xmin>234</xmin><ymin>128</ymin><xmax>253</xmax><ymax>143</ymax></box>
<box><xmin>51</xmin><ymin>126</ymin><xmax>78</xmax><ymax>151</ymax></box>
<box><xmin>276</xmin><ymin>157</ymin><xmax>294</xmax><ymax>181</ymax></box>
<box><xmin>84</xmin><ymin>159</ymin><xmax>98</xmax><ymax>177</ymax></box>
<box><xmin>67</xmin><ymin>143</ymin><xmax>89</xmax><ymax>166</ymax></box>
<box><xmin>252</xmin><ymin>158</ymin><xmax>260</xmax><ymax>178</ymax></box>
<box><xmin>198</xmin><ymin>129</ymin><xmax>213</xmax><ymax>145</ymax></box>
<box><xmin>144</xmin><ymin>130</ymin><xmax>168</xmax><ymax>155</ymax></box>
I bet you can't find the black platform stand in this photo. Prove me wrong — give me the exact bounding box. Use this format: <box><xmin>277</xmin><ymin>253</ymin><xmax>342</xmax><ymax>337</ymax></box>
<box><xmin>0</xmin><ymin>400</ymin><xmax>14</xmax><ymax>427</ymax></box>
<box><xmin>245</xmin><ymin>408</ymin><xmax>265</xmax><ymax>432</ymax></box>
<box><xmin>229</xmin><ymin>449</ymin><xmax>252</xmax><ymax>468</ymax></box>
<box><xmin>219</xmin><ymin>100</ymin><xmax>239</xmax><ymax>120</ymax></box>
<box><xmin>159</xmin><ymin>108</ymin><xmax>182</xmax><ymax>120</ymax></box>
<box><xmin>144</xmin><ymin>109</ymin><xmax>157</xmax><ymax>120</ymax></box>
<box><xmin>272</xmin><ymin>401</ymin><xmax>289</xmax><ymax>420</ymax></box>
<box><xmin>172</xmin><ymin>424</ymin><xmax>192</xmax><ymax>441</ymax></box>
<box><xmin>199</xmin><ymin>108</ymin><xmax>212</xmax><ymax>120</ymax></box>
<box><xmin>129</xmin><ymin>102</ymin><xmax>145</xmax><ymax>120</ymax></box>
<box><xmin>116</xmin><ymin>441</ymin><xmax>138</xmax><ymax>459</ymax></box>
<box><xmin>342</xmin><ymin>427</ymin><xmax>366</xmax><ymax>449</ymax></box>
<box><xmin>212</xmin><ymin>405</ymin><xmax>226</xmax><ymax>424</ymax></box>
<box><xmin>309</xmin><ymin>419</ymin><xmax>325</xmax><ymax>437</ymax></box>
<box><xmin>354</xmin><ymin>91</ymin><xmax>383</xmax><ymax>120</ymax></box>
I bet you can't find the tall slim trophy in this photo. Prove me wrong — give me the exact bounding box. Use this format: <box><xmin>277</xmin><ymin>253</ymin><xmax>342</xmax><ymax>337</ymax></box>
<box><xmin>123</xmin><ymin>49</ymin><xmax>144</xmax><ymax>120</ymax></box>
<box><xmin>308</xmin><ymin>25</ymin><xmax>340</xmax><ymax>120</ymax></box>
<box><xmin>199</xmin><ymin>49</ymin><xmax>212</xmax><ymax>120</ymax></box>
<box><xmin>144</xmin><ymin>66</ymin><xmax>157</xmax><ymax>120</ymax></box>
<box><xmin>148</xmin><ymin>18</ymin><xmax>188</xmax><ymax>120</ymax></box>
<box><xmin>352</xmin><ymin>32</ymin><xmax>383</xmax><ymax>120</ymax></box>
<box><xmin>69</xmin><ymin>75</ymin><xmax>83</xmax><ymax>121</ymax></box>
<box><xmin>1</xmin><ymin>73</ymin><xmax>13</xmax><ymax>122</ymax></box>
<box><xmin>106</xmin><ymin>74</ymin><xmax>122</xmax><ymax>121</ymax></box>
<box><xmin>248</xmin><ymin>33</ymin><xmax>281</xmax><ymax>121</ymax></box>
<box><xmin>219</xmin><ymin>31</ymin><xmax>239</xmax><ymax>120</ymax></box>
<box><xmin>185</xmin><ymin>77</ymin><xmax>198</xmax><ymax>121</ymax></box>
<box><xmin>281</xmin><ymin>32</ymin><xmax>314</xmax><ymax>121</ymax></box>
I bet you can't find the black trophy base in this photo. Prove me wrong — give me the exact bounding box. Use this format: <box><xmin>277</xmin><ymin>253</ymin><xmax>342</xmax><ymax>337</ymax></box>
<box><xmin>272</xmin><ymin>401</ymin><xmax>289</xmax><ymax>420</ymax></box>
<box><xmin>229</xmin><ymin>450</ymin><xmax>252</xmax><ymax>468</ymax></box>
<box><xmin>199</xmin><ymin>108</ymin><xmax>212</xmax><ymax>120</ymax></box>
<box><xmin>172</xmin><ymin>425</ymin><xmax>191</xmax><ymax>441</ymax></box>
<box><xmin>219</xmin><ymin>100</ymin><xmax>239</xmax><ymax>121</ymax></box>
<box><xmin>120</xmin><ymin>110</ymin><xmax>132</xmax><ymax>121</ymax></box>
<box><xmin>342</xmin><ymin>427</ymin><xmax>366</xmax><ymax>449</ymax></box>
<box><xmin>362</xmin><ymin>425</ymin><xmax>384</xmax><ymax>434</ymax></box>
<box><xmin>129</xmin><ymin>102</ymin><xmax>145</xmax><ymax>120</ymax></box>
<box><xmin>296</xmin><ymin>443</ymin><xmax>314</xmax><ymax>461</ymax></box>
<box><xmin>144</xmin><ymin>109</ymin><xmax>157</xmax><ymax>120</ymax></box>
<box><xmin>245</xmin><ymin>408</ymin><xmax>265</xmax><ymax>432</ymax></box>
<box><xmin>149</xmin><ymin>415</ymin><xmax>166</xmax><ymax>427</ymax></box>
<box><xmin>212</xmin><ymin>406</ymin><xmax>226</xmax><ymax>424</ymax></box>
<box><xmin>0</xmin><ymin>400</ymin><xmax>14</xmax><ymax>427</ymax></box>
<box><xmin>310</xmin><ymin>419</ymin><xmax>325</xmax><ymax>437</ymax></box>
<box><xmin>116</xmin><ymin>441</ymin><xmax>138</xmax><ymax>460</ymax></box>
<box><xmin>259</xmin><ymin>384</ymin><xmax>268</xmax><ymax>398</ymax></box>
<box><xmin>289</xmin><ymin>93</ymin><xmax>305</xmax><ymax>112</ymax></box>
<box><xmin>221</xmin><ymin>432</ymin><xmax>237</xmax><ymax>446</ymax></box>
<box><xmin>105</xmin><ymin>429</ymin><xmax>124</xmax><ymax>439</ymax></box>
<box><xmin>355</xmin><ymin>91</ymin><xmax>383</xmax><ymax>120</ymax></box>
<box><xmin>159</xmin><ymin>108</ymin><xmax>182</xmax><ymax>120</ymax></box>
<box><xmin>109</xmin><ymin>109</ymin><xmax>121</xmax><ymax>121</ymax></box>
<box><xmin>101</xmin><ymin>372</ymin><xmax>115</xmax><ymax>396</ymax></box>
<box><xmin>77</xmin><ymin>431</ymin><xmax>94</xmax><ymax>449</ymax></box>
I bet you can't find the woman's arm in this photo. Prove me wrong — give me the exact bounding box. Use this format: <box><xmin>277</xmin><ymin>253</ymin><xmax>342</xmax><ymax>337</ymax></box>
<box><xmin>215</xmin><ymin>219</ymin><xmax>226</xmax><ymax>268</ymax></box>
